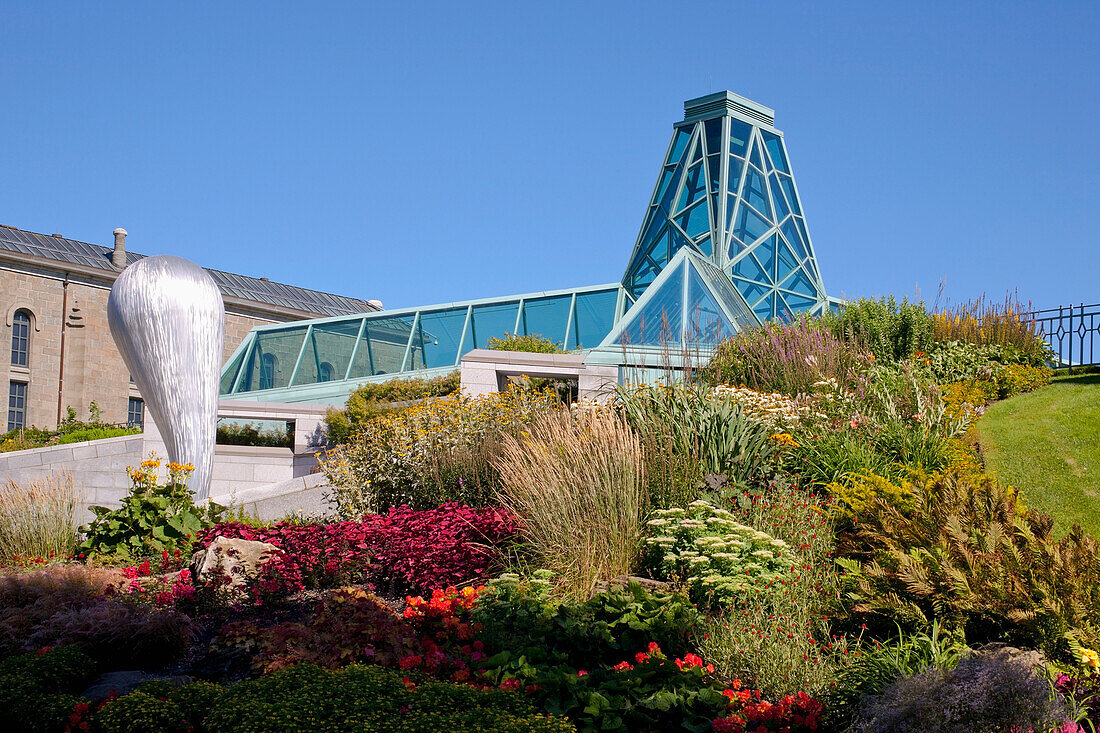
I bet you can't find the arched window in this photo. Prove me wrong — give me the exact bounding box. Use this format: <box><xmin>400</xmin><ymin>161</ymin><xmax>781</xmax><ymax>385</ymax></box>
<box><xmin>259</xmin><ymin>353</ymin><xmax>278</xmax><ymax>390</ymax></box>
<box><xmin>318</xmin><ymin>361</ymin><xmax>334</xmax><ymax>382</ymax></box>
<box><xmin>11</xmin><ymin>310</ymin><xmax>30</xmax><ymax>367</ymax></box>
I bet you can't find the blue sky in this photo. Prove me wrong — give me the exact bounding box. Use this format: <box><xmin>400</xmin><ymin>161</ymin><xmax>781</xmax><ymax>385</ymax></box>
<box><xmin>1</xmin><ymin>1</ymin><xmax>1096</xmax><ymax>311</ymax></box>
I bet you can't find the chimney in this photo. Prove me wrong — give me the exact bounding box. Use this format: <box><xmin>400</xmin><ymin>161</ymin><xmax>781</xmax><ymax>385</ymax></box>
<box><xmin>112</xmin><ymin>228</ymin><xmax>127</xmax><ymax>268</ymax></box>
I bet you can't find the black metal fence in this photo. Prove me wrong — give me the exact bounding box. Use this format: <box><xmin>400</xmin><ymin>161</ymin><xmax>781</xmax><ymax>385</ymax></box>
<box><xmin>1024</xmin><ymin>303</ymin><xmax>1100</xmax><ymax>372</ymax></box>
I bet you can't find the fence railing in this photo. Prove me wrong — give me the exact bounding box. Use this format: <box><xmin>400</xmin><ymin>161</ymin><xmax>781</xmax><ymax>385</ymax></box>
<box><xmin>1023</xmin><ymin>303</ymin><xmax>1100</xmax><ymax>372</ymax></box>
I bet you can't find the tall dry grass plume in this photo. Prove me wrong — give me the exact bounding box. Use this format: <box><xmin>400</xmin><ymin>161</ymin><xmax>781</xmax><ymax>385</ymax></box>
<box><xmin>933</xmin><ymin>293</ymin><xmax>1046</xmax><ymax>360</ymax></box>
<box><xmin>493</xmin><ymin>408</ymin><xmax>647</xmax><ymax>600</ymax></box>
<box><xmin>0</xmin><ymin>472</ymin><xmax>78</xmax><ymax>565</ymax></box>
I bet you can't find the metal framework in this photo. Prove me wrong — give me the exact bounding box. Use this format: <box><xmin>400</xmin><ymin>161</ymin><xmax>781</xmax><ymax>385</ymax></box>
<box><xmin>220</xmin><ymin>90</ymin><xmax>834</xmax><ymax>403</ymax></box>
<box><xmin>1025</xmin><ymin>303</ymin><xmax>1100</xmax><ymax>371</ymax></box>
<box><xmin>622</xmin><ymin>91</ymin><xmax>829</xmax><ymax>322</ymax></box>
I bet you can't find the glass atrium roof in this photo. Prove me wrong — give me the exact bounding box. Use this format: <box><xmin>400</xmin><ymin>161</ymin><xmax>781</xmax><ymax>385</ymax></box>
<box><xmin>220</xmin><ymin>283</ymin><xmax>626</xmax><ymax>402</ymax></box>
<box><xmin>622</xmin><ymin>91</ymin><xmax>828</xmax><ymax>322</ymax></box>
<box><xmin>221</xmin><ymin>90</ymin><xmax>833</xmax><ymax>403</ymax></box>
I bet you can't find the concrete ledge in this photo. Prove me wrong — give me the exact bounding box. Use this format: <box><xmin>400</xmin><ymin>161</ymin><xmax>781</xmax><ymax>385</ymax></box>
<box><xmin>210</xmin><ymin>473</ymin><xmax>333</xmax><ymax>521</ymax></box>
<box><xmin>214</xmin><ymin>444</ymin><xmax>294</xmax><ymax>458</ymax></box>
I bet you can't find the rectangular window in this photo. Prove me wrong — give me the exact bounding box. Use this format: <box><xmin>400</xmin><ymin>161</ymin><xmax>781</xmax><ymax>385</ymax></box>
<box><xmin>8</xmin><ymin>382</ymin><xmax>27</xmax><ymax>431</ymax></box>
<box><xmin>11</xmin><ymin>318</ymin><xmax>29</xmax><ymax>367</ymax></box>
<box><xmin>127</xmin><ymin>397</ymin><xmax>144</xmax><ymax>428</ymax></box>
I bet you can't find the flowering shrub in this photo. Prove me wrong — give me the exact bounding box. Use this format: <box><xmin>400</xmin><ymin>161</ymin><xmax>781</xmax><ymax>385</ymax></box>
<box><xmin>198</xmin><ymin>503</ymin><xmax>519</xmax><ymax>593</ymax></box>
<box><xmin>931</xmin><ymin>295</ymin><xmax>1051</xmax><ymax>364</ymax></box>
<box><xmin>321</xmin><ymin>385</ymin><xmax>560</xmax><ymax>514</ymax></box>
<box><xmin>645</xmin><ymin>501</ymin><xmax>797</xmax><ymax>609</ymax></box>
<box><xmin>708</xmin><ymin>384</ymin><xmax>827</xmax><ymax>428</ymax></box>
<box><xmin>78</xmin><ymin>457</ymin><xmax>224</xmax><ymax>558</ymax></box>
<box><xmin>0</xmin><ymin>645</ymin><xmax>98</xmax><ymax>733</ymax></box>
<box><xmin>826</xmin><ymin>470</ymin><xmax>917</xmax><ymax>523</ymax></box>
<box><xmin>323</xmin><ymin>371</ymin><xmax>461</xmax><ymax>444</ymax></box>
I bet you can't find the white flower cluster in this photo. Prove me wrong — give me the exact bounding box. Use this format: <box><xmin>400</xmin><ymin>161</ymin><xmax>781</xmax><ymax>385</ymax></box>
<box><xmin>708</xmin><ymin>384</ymin><xmax>826</xmax><ymax>427</ymax></box>
<box><xmin>644</xmin><ymin>500</ymin><xmax>797</xmax><ymax>608</ymax></box>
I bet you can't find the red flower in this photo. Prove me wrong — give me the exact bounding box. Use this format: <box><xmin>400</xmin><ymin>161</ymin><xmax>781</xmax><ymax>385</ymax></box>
<box><xmin>613</xmin><ymin>661</ymin><xmax>633</xmax><ymax>671</ymax></box>
<box><xmin>499</xmin><ymin>678</ymin><xmax>520</xmax><ymax>691</ymax></box>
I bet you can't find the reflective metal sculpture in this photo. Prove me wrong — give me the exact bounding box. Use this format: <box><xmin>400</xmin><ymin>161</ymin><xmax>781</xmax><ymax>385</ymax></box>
<box><xmin>108</xmin><ymin>255</ymin><xmax>225</xmax><ymax>500</ymax></box>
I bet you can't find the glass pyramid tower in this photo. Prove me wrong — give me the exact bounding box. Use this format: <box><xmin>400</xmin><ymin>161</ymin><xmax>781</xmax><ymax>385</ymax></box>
<box><xmin>622</xmin><ymin>91</ymin><xmax>828</xmax><ymax>322</ymax></box>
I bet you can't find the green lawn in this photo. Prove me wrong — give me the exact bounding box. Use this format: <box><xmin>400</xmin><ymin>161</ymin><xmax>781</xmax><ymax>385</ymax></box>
<box><xmin>977</xmin><ymin>372</ymin><xmax>1100</xmax><ymax>538</ymax></box>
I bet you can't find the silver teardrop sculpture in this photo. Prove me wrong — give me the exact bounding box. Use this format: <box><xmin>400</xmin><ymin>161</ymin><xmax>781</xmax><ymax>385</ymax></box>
<box><xmin>108</xmin><ymin>255</ymin><xmax>225</xmax><ymax>500</ymax></box>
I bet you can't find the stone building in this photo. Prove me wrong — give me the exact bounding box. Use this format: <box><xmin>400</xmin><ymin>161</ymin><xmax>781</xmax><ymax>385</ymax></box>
<box><xmin>2</xmin><ymin>225</ymin><xmax>378</xmax><ymax>431</ymax></box>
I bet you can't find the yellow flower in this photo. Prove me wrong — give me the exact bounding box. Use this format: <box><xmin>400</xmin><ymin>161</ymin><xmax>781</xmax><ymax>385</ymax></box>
<box><xmin>1082</xmin><ymin>647</ymin><xmax>1100</xmax><ymax>673</ymax></box>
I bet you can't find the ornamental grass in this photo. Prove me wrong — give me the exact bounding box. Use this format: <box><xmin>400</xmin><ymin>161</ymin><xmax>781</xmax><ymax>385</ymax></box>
<box><xmin>932</xmin><ymin>293</ymin><xmax>1049</xmax><ymax>363</ymax></box>
<box><xmin>494</xmin><ymin>409</ymin><xmax>647</xmax><ymax>600</ymax></box>
<box><xmin>0</xmin><ymin>472</ymin><xmax>78</xmax><ymax>566</ymax></box>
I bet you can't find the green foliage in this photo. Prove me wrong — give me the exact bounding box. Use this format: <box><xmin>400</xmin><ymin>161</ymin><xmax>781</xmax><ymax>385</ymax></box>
<box><xmin>193</xmin><ymin>663</ymin><xmax>574</xmax><ymax>732</ymax></box>
<box><xmin>93</xmin><ymin>691</ymin><xmax>190</xmax><ymax>733</ymax></box>
<box><xmin>644</xmin><ymin>501</ymin><xmax>796</xmax><ymax>609</ymax></box>
<box><xmin>215</xmin><ymin>420</ymin><xmax>293</xmax><ymax>447</ymax></box>
<box><xmin>472</xmin><ymin>574</ymin><xmax>700</xmax><ymax>669</ymax></box>
<box><xmin>837</xmin><ymin>467</ymin><xmax>1100</xmax><ymax>663</ymax></box>
<box><xmin>819</xmin><ymin>296</ymin><xmax>935</xmax><ymax>362</ymax></box>
<box><xmin>323</xmin><ymin>371</ymin><xmax>461</xmax><ymax>444</ymax></box>
<box><xmin>826</xmin><ymin>470</ymin><xmax>917</xmax><ymax>522</ymax></box>
<box><xmin>617</xmin><ymin>383</ymin><xmax>780</xmax><ymax>493</ymax></box>
<box><xmin>487</xmin><ymin>332</ymin><xmax>566</xmax><ymax>354</ymax></box>
<box><xmin>820</xmin><ymin>622</ymin><xmax>969</xmax><ymax>731</ymax></box>
<box><xmin>0</xmin><ymin>646</ymin><xmax>96</xmax><ymax>733</ymax></box>
<box><xmin>78</xmin><ymin>467</ymin><xmax>224</xmax><ymax>558</ymax></box>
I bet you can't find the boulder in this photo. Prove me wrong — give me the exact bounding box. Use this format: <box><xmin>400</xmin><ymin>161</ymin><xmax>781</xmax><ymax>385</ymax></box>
<box><xmin>190</xmin><ymin>536</ymin><xmax>280</xmax><ymax>589</ymax></box>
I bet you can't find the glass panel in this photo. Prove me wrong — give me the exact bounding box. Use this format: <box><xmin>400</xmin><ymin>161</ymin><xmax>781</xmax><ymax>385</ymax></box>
<box><xmin>346</xmin><ymin>315</ymin><xmax>418</xmax><ymax>378</ymax></box>
<box><xmin>573</xmin><ymin>289</ymin><xmax>619</xmax><ymax>348</ymax></box>
<box><xmin>704</xmin><ymin>118</ymin><xmax>723</xmax><ymax>156</ymax></box>
<box><xmin>628</xmin><ymin>259</ymin><xmax>659</xmax><ymax>299</ymax></box>
<box><xmin>646</xmin><ymin>226</ymin><xmax>672</xmax><ymax>268</ymax></box>
<box><xmin>753</xmin><ymin>293</ymin><xmax>775</xmax><ymax>322</ymax></box>
<box><xmin>668</xmin><ymin>127</ymin><xmax>691</xmax><ymax>165</ymax></box>
<box><xmin>725</xmin><ymin>194</ymin><xmax>738</xmax><ymax>231</ymax></box>
<box><xmin>778</xmin><ymin>174</ymin><xmax>801</xmax><ymax>215</ymax></box>
<box><xmin>777</xmin><ymin>236</ymin><xmax>801</xmax><ymax>283</ymax></box>
<box><xmin>676</xmin><ymin>163</ymin><xmax>706</xmax><ymax>213</ymax></box>
<box><xmin>740</xmin><ymin>167</ymin><xmax>771</xmax><ymax>220</ymax></box>
<box><xmin>690</xmin><ymin>133</ymin><xmax>703</xmax><ymax>164</ymax></box>
<box><xmin>769</xmin><ymin>172</ymin><xmax>791</xmax><ymax>222</ymax></box>
<box><xmin>616</xmin><ymin>261</ymin><xmax>685</xmax><ymax>347</ymax></box>
<box><xmin>795</xmin><ymin>217</ymin><xmax>812</xmax><ymax>254</ymax></box>
<box><xmin>695</xmin><ymin>234</ymin><xmax>712</xmax><ymax>257</ymax></box>
<box><xmin>234</xmin><ymin>327</ymin><xmax>308</xmax><ymax>392</ymax></box>
<box><xmin>783</xmin><ymin>292</ymin><xmax>818</xmax><ymax>315</ymax></box>
<box><xmin>220</xmin><ymin>347</ymin><xmax>246</xmax><ymax>395</ymax></box>
<box><xmin>731</xmin><ymin>277</ymin><xmax>770</xmax><ymax>307</ymax></box>
<box><xmin>668</xmin><ymin>225</ymin><xmax>693</xmax><ymax>262</ymax></box>
<box><xmin>470</xmin><ymin>302</ymin><xmax>521</xmax><ymax>348</ymax></box>
<box><xmin>729</xmin><ymin>118</ymin><xmax>752</xmax><ymax>156</ymax></box>
<box><xmin>781</xmin><ymin>217</ymin><xmax>808</xmax><ymax>259</ymax></box>
<box><xmin>761</xmin><ymin>131</ymin><xmax>789</xmax><ymax>174</ymax></box>
<box><xmin>732</xmin><ymin>204</ymin><xmax>770</xmax><ymax>247</ymax></box>
<box><xmin>707</xmin><ymin>155</ymin><xmax>721</xmax><ymax>194</ymax></box>
<box><xmin>653</xmin><ymin>167</ymin><xmax>676</xmax><ymax>205</ymax></box>
<box><xmin>699</xmin><ymin>261</ymin><xmax>756</xmax><ymax>329</ymax></box>
<box><xmin>11</xmin><ymin>311</ymin><xmax>29</xmax><ymax>367</ymax></box>
<box><xmin>657</xmin><ymin>158</ymin><xmax>686</xmax><ymax>213</ymax></box>
<box><xmin>730</xmin><ymin>252</ymin><xmax>768</xmax><ymax>283</ymax></box>
<box><xmin>749</xmin><ymin>135</ymin><xmax>764</xmax><ymax>171</ymax></box>
<box><xmin>417</xmin><ymin>309</ymin><xmax>468</xmax><ymax>368</ymax></box>
<box><xmin>291</xmin><ymin>320</ymin><xmax>362</xmax><ymax>385</ymax></box>
<box><xmin>780</xmin><ymin>267</ymin><xmax>819</xmax><ymax>298</ymax></box>
<box><xmin>726</xmin><ymin>156</ymin><xmax>743</xmax><ymax>197</ymax></box>
<box><xmin>676</xmin><ymin>200</ymin><xmax>710</xmax><ymax>239</ymax></box>
<box><xmin>755</xmin><ymin>233</ymin><xmax>778</xmax><ymax>282</ymax></box>
<box><xmin>685</xmin><ymin>262</ymin><xmax>735</xmax><ymax>344</ymax></box>
<box><xmin>522</xmin><ymin>295</ymin><xmax>572</xmax><ymax>345</ymax></box>
<box><xmin>775</xmin><ymin>292</ymin><xmax>795</xmax><ymax>323</ymax></box>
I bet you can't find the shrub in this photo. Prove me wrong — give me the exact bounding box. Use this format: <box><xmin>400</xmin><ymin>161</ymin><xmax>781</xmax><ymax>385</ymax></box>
<box><xmin>837</xmin><ymin>467</ymin><xmax>1100</xmax><ymax>662</ymax></box>
<box><xmin>0</xmin><ymin>646</ymin><xmax>96</xmax><ymax>733</ymax></box>
<box><xmin>820</xmin><ymin>622</ymin><xmax>969</xmax><ymax>730</ymax></box>
<box><xmin>197</xmin><ymin>663</ymin><xmax>574</xmax><ymax>732</ymax></box>
<box><xmin>199</xmin><ymin>503</ymin><xmax>519</xmax><ymax>593</ymax></box>
<box><xmin>78</xmin><ymin>459</ymin><xmax>224</xmax><ymax>559</ymax></box>
<box><xmin>932</xmin><ymin>293</ymin><xmax>1052</xmax><ymax>364</ymax></box>
<box><xmin>321</xmin><ymin>385</ymin><xmax>559</xmax><ymax>514</ymax></box>
<box><xmin>1000</xmin><ymin>362</ymin><xmax>1053</xmax><ymax>397</ymax></box>
<box><xmin>850</xmin><ymin>646</ymin><xmax>1070</xmax><ymax>733</ymax></box>
<box><xmin>617</xmin><ymin>384</ymin><xmax>783</xmax><ymax>494</ymax></box>
<box><xmin>216</xmin><ymin>588</ymin><xmax>421</xmax><ymax>674</ymax></box>
<box><xmin>0</xmin><ymin>472</ymin><xmax>77</xmax><ymax>566</ymax></box>
<box><xmin>0</xmin><ymin>565</ymin><xmax>121</xmax><ymax>656</ymax></box>
<box><xmin>323</xmin><ymin>371</ymin><xmax>461</xmax><ymax>445</ymax></box>
<box><xmin>939</xmin><ymin>379</ymin><xmax>1000</xmax><ymax>420</ymax></box>
<box><xmin>695</xmin><ymin>484</ymin><xmax>848</xmax><ymax>700</ymax></box>
<box><xmin>493</xmin><ymin>409</ymin><xmax>647</xmax><ymax>599</ymax></box>
<box><xmin>819</xmin><ymin>295</ymin><xmax>934</xmax><ymax>362</ymax></box>
<box><xmin>826</xmin><ymin>470</ymin><xmax>917</xmax><ymax>523</ymax></box>
<box><xmin>92</xmin><ymin>691</ymin><xmax>190</xmax><ymax>733</ymax></box>
<box><xmin>644</xmin><ymin>501</ymin><xmax>797</xmax><ymax>610</ymax></box>
<box><xmin>472</xmin><ymin>574</ymin><xmax>700</xmax><ymax>670</ymax></box>
<box><xmin>487</xmin><ymin>332</ymin><xmax>566</xmax><ymax>353</ymax></box>
<box><xmin>215</xmin><ymin>420</ymin><xmax>292</xmax><ymax>447</ymax></box>
<box><xmin>704</xmin><ymin>318</ymin><xmax>872</xmax><ymax>396</ymax></box>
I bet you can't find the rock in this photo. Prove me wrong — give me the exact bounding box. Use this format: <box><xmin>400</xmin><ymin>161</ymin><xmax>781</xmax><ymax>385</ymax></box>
<box><xmin>81</xmin><ymin>670</ymin><xmax>192</xmax><ymax>703</ymax></box>
<box><xmin>190</xmin><ymin>536</ymin><xmax>281</xmax><ymax>589</ymax></box>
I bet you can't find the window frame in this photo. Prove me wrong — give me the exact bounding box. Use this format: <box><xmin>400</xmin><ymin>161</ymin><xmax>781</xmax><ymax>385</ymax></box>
<box><xmin>7</xmin><ymin>381</ymin><xmax>27</xmax><ymax>431</ymax></box>
<box><xmin>127</xmin><ymin>397</ymin><xmax>144</xmax><ymax>428</ymax></box>
<box><xmin>10</xmin><ymin>310</ymin><xmax>30</xmax><ymax>367</ymax></box>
